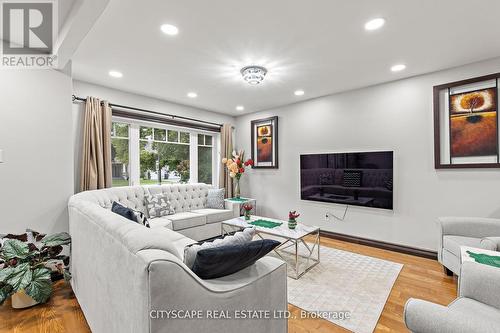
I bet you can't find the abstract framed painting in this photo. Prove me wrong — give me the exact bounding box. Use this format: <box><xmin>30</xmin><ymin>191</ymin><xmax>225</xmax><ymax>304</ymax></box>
<box><xmin>434</xmin><ymin>73</ymin><xmax>500</xmax><ymax>169</ymax></box>
<box><xmin>251</xmin><ymin>116</ymin><xmax>278</xmax><ymax>169</ymax></box>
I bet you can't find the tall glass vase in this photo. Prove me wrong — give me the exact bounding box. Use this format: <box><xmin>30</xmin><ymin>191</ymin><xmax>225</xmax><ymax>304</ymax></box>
<box><xmin>234</xmin><ymin>177</ymin><xmax>241</xmax><ymax>199</ymax></box>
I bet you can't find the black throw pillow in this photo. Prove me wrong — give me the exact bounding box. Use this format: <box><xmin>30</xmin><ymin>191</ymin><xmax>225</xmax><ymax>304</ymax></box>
<box><xmin>111</xmin><ymin>200</ymin><xmax>140</xmax><ymax>222</ymax></box>
<box><xmin>111</xmin><ymin>201</ymin><xmax>150</xmax><ymax>227</ymax></box>
<box><xmin>192</xmin><ymin>239</ymin><xmax>281</xmax><ymax>279</ymax></box>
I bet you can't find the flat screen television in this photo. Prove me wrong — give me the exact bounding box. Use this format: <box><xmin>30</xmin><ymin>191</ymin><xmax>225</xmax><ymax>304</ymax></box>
<box><xmin>300</xmin><ymin>151</ymin><xmax>393</xmax><ymax>210</ymax></box>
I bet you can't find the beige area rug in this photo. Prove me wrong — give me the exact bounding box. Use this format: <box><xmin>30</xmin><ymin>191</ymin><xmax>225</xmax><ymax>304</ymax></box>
<box><xmin>272</xmin><ymin>245</ymin><xmax>403</xmax><ymax>333</ymax></box>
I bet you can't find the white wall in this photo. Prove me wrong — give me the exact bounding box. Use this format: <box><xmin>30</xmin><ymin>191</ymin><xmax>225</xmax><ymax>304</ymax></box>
<box><xmin>72</xmin><ymin>80</ymin><xmax>235</xmax><ymax>191</ymax></box>
<box><xmin>0</xmin><ymin>69</ymin><xmax>74</xmax><ymax>234</ymax></box>
<box><xmin>235</xmin><ymin>57</ymin><xmax>500</xmax><ymax>251</ymax></box>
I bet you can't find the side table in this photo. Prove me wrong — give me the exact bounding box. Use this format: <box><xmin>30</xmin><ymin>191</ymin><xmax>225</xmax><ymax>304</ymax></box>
<box><xmin>461</xmin><ymin>246</ymin><xmax>500</xmax><ymax>269</ymax></box>
<box><xmin>224</xmin><ymin>197</ymin><xmax>257</xmax><ymax>216</ymax></box>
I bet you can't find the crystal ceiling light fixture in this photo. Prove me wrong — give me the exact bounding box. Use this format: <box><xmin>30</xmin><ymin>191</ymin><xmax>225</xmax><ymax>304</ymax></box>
<box><xmin>240</xmin><ymin>66</ymin><xmax>268</xmax><ymax>85</ymax></box>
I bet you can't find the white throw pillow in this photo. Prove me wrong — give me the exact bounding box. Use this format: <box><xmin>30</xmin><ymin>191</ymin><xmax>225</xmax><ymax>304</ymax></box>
<box><xmin>145</xmin><ymin>193</ymin><xmax>175</xmax><ymax>218</ymax></box>
<box><xmin>206</xmin><ymin>188</ymin><xmax>225</xmax><ymax>209</ymax></box>
<box><xmin>183</xmin><ymin>227</ymin><xmax>256</xmax><ymax>269</ymax></box>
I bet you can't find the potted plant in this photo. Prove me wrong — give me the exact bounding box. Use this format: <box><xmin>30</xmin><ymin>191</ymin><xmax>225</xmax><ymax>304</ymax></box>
<box><xmin>0</xmin><ymin>231</ymin><xmax>71</xmax><ymax>308</ymax></box>
<box><xmin>243</xmin><ymin>204</ymin><xmax>253</xmax><ymax>221</ymax></box>
<box><xmin>222</xmin><ymin>150</ymin><xmax>254</xmax><ymax>199</ymax></box>
<box><xmin>288</xmin><ymin>211</ymin><xmax>300</xmax><ymax>230</ymax></box>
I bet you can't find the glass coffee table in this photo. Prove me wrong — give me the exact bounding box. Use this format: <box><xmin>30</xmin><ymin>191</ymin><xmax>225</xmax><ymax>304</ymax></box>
<box><xmin>221</xmin><ymin>216</ymin><xmax>320</xmax><ymax>279</ymax></box>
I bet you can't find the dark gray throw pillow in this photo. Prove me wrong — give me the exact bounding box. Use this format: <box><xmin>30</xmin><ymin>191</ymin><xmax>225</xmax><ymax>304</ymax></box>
<box><xmin>112</xmin><ymin>201</ymin><xmax>136</xmax><ymax>221</ymax></box>
<box><xmin>191</xmin><ymin>239</ymin><xmax>280</xmax><ymax>279</ymax></box>
<box><xmin>111</xmin><ymin>201</ymin><xmax>150</xmax><ymax>228</ymax></box>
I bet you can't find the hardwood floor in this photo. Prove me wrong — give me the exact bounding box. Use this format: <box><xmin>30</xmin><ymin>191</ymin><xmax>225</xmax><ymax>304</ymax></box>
<box><xmin>0</xmin><ymin>238</ymin><xmax>457</xmax><ymax>333</ymax></box>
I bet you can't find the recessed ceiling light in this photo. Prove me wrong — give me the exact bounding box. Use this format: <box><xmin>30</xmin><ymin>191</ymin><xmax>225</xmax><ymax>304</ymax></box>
<box><xmin>364</xmin><ymin>18</ymin><xmax>385</xmax><ymax>31</ymax></box>
<box><xmin>161</xmin><ymin>24</ymin><xmax>179</xmax><ymax>36</ymax></box>
<box><xmin>108</xmin><ymin>70</ymin><xmax>123</xmax><ymax>78</ymax></box>
<box><xmin>294</xmin><ymin>90</ymin><xmax>305</xmax><ymax>96</ymax></box>
<box><xmin>236</xmin><ymin>105</ymin><xmax>244</xmax><ymax>111</ymax></box>
<box><xmin>187</xmin><ymin>92</ymin><xmax>197</xmax><ymax>98</ymax></box>
<box><xmin>391</xmin><ymin>64</ymin><xmax>406</xmax><ymax>72</ymax></box>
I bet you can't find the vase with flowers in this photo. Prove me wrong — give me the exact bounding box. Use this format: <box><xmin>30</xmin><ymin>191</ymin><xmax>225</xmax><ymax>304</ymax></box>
<box><xmin>243</xmin><ymin>204</ymin><xmax>253</xmax><ymax>221</ymax></box>
<box><xmin>288</xmin><ymin>211</ymin><xmax>300</xmax><ymax>230</ymax></box>
<box><xmin>222</xmin><ymin>150</ymin><xmax>254</xmax><ymax>199</ymax></box>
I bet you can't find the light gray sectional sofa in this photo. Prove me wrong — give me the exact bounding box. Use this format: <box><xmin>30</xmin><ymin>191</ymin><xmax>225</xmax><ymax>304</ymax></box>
<box><xmin>68</xmin><ymin>183</ymin><xmax>287</xmax><ymax>333</ymax></box>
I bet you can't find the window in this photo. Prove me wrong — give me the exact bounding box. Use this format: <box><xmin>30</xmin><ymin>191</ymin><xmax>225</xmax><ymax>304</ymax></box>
<box><xmin>139</xmin><ymin>126</ymin><xmax>191</xmax><ymax>185</ymax></box>
<box><xmin>112</xmin><ymin>120</ymin><xmax>218</xmax><ymax>187</ymax></box>
<box><xmin>111</xmin><ymin>122</ymin><xmax>130</xmax><ymax>187</ymax></box>
<box><xmin>198</xmin><ymin>134</ymin><xmax>213</xmax><ymax>184</ymax></box>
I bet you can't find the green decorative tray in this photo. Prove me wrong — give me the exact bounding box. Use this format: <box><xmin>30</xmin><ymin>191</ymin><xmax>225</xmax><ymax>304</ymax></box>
<box><xmin>227</xmin><ymin>197</ymin><xmax>250</xmax><ymax>203</ymax></box>
<box><xmin>466</xmin><ymin>251</ymin><xmax>500</xmax><ymax>268</ymax></box>
<box><xmin>249</xmin><ymin>219</ymin><xmax>282</xmax><ymax>229</ymax></box>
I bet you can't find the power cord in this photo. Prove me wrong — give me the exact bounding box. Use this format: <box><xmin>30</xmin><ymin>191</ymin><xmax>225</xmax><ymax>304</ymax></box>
<box><xmin>325</xmin><ymin>205</ymin><xmax>349</xmax><ymax>221</ymax></box>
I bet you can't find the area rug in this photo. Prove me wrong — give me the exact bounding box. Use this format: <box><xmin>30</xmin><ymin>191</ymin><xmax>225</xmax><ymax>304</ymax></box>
<box><xmin>273</xmin><ymin>245</ymin><xmax>403</xmax><ymax>333</ymax></box>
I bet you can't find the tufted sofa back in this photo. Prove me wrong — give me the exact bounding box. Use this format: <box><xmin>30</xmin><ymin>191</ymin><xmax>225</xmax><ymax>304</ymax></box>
<box><xmin>72</xmin><ymin>186</ymin><xmax>148</xmax><ymax>211</ymax></box>
<box><xmin>144</xmin><ymin>184</ymin><xmax>209</xmax><ymax>213</ymax></box>
<box><xmin>72</xmin><ymin>183</ymin><xmax>210</xmax><ymax>214</ymax></box>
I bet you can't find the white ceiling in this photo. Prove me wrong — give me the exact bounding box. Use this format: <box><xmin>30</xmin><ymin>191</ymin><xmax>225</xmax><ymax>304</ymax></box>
<box><xmin>72</xmin><ymin>0</ymin><xmax>500</xmax><ymax>115</ymax></box>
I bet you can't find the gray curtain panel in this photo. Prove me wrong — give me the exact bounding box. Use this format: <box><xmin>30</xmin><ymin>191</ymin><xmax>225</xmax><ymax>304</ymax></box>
<box><xmin>79</xmin><ymin>97</ymin><xmax>112</xmax><ymax>191</ymax></box>
<box><xmin>219</xmin><ymin>123</ymin><xmax>233</xmax><ymax>198</ymax></box>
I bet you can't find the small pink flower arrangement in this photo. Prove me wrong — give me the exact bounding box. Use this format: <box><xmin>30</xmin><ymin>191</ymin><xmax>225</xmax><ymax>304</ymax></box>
<box><xmin>243</xmin><ymin>204</ymin><xmax>253</xmax><ymax>220</ymax></box>
<box><xmin>288</xmin><ymin>211</ymin><xmax>300</xmax><ymax>230</ymax></box>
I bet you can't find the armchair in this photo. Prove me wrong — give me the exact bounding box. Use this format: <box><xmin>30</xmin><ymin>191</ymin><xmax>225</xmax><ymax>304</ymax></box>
<box><xmin>404</xmin><ymin>262</ymin><xmax>500</xmax><ymax>333</ymax></box>
<box><xmin>437</xmin><ymin>217</ymin><xmax>500</xmax><ymax>275</ymax></box>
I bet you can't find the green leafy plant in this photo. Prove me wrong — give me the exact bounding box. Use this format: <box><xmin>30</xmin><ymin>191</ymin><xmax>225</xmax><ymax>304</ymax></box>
<box><xmin>0</xmin><ymin>232</ymin><xmax>71</xmax><ymax>305</ymax></box>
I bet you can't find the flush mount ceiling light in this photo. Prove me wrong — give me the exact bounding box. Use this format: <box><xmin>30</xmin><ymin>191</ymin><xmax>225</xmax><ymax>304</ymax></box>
<box><xmin>391</xmin><ymin>64</ymin><xmax>406</xmax><ymax>72</ymax></box>
<box><xmin>108</xmin><ymin>70</ymin><xmax>123</xmax><ymax>78</ymax></box>
<box><xmin>240</xmin><ymin>66</ymin><xmax>267</xmax><ymax>85</ymax></box>
<box><xmin>294</xmin><ymin>90</ymin><xmax>305</xmax><ymax>96</ymax></box>
<box><xmin>187</xmin><ymin>92</ymin><xmax>197</xmax><ymax>98</ymax></box>
<box><xmin>236</xmin><ymin>105</ymin><xmax>244</xmax><ymax>111</ymax></box>
<box><xmin>161</xmin><ymin>24</ymin><xmax>179</xmax><ymax>36</ymax></box>
<box><xmin>364</xmin><ymin>18</ymin><xmax>385</xmax><ymax>31</ymax></box>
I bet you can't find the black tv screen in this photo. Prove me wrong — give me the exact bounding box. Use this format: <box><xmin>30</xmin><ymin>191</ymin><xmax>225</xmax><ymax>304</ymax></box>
<box><xmin>300</xmin><ymin>151</ymin><xmax>393</xmax><ymax>210</ymax></box>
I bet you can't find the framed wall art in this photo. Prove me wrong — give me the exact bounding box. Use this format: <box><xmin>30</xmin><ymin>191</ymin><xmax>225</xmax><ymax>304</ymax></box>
<box><xmin>251</xmin><ymin>116</ymin><xmax>278</xmax><ymax>169</ymax></box>
<box><xmin>434</xmin><ymin>73</ymin><xmax>500</xmax><ymax>169</ymax></box>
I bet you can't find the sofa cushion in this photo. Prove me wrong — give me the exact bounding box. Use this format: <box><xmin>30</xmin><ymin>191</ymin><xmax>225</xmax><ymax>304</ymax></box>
<box><xmin>148</xmin><ymin>217</ymin><xmax>173</xmax><ymax>229</ymax></box>
<box><xmin>443</xmin><ymin>235</ymin><xmax>482</xmax><ymax>258</ymax></box>
<box><xmin>191</xmin><ymin>208</ymin><xmax>234</xmax><ymax>224</ymax></box>
<box><xmin>168</xmin><ymin>212</ymin><xmax>206</xmax><ymax>231</ymax></box>
<box><xmin>192</xmin><ymin>239</ymin><xmax>281</xmax><ymax>279</ymax></box>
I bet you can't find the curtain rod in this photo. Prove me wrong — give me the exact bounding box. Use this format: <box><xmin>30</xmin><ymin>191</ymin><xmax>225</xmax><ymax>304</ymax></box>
<box><xmin>71</xmin><ymin>95</ymin><xmax>223</xmax><ymax>129</ymax></box>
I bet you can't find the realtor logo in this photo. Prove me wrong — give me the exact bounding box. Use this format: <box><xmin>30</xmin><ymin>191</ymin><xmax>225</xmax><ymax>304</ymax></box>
<box><xmin>1</xmin><ymin>0</ymin><xmax>57</xmax><ymax>68</ymax></box>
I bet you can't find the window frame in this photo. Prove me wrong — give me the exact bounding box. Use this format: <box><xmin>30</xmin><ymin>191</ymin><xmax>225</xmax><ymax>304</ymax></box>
<box><xmin>110</xmin><ymin>122</ymin><xmax>131</xmax><ymax>187</ymax></box>
<box><xmin>112</xmin><ymin>116</ymin><xmax>220</xmax><ymax>187</ymax></box>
